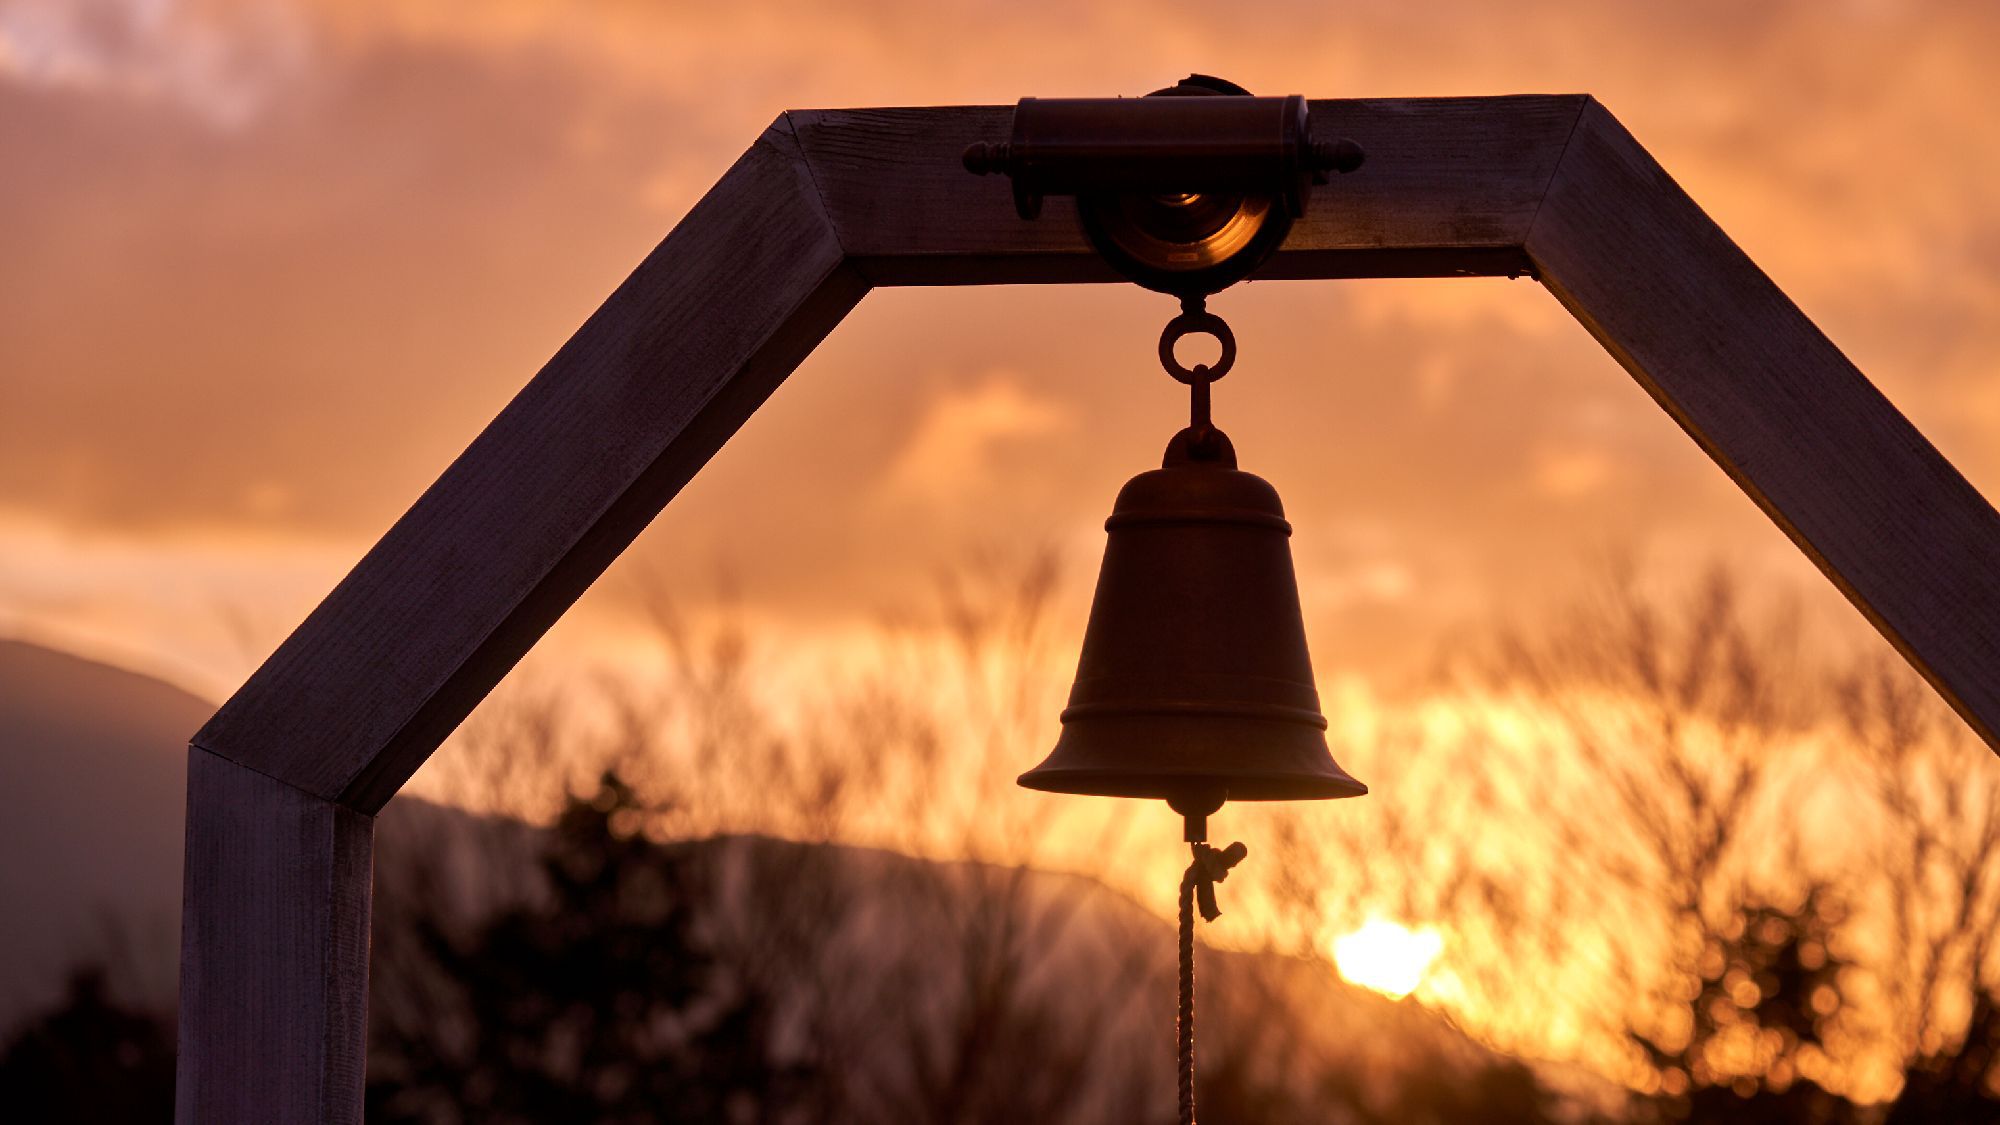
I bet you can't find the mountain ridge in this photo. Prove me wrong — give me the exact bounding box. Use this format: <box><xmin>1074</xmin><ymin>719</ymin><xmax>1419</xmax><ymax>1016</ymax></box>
<box><xmin>0</xmin><ymin>638</ymin><xmax>1618</xmax><ymax>1119</ymax></box>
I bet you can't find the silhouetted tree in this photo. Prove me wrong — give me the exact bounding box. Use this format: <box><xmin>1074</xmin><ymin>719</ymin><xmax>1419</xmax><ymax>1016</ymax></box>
<box><xmin>1454</xmin><ymin>566</ymin><xmax>1910</xmax><ymax>1122</ymax></box>
<box><xmin>1843</xmin><ymin>653</ymin><xmax>2000</xmax><ymax>1122</ymax></box>
<box><xmin>1888</xmin><ymin>990</ymin><xmax>2000</xmax><ymax>1124</ymax></box>
<box><xmin>0</xmin><ymin>967</ymin><xmax>175</xmax><ymax>1124</ymax></box>
<box><xmin>617</xmin><ymin>557</ymin><xmax>1169</xmax><ymax>1124</ymax></box>
<box><xmin>367</xmin><ymin>771</ymin><xmax>806</xmax><ymax>1123</ymax></box>
<box><xmin>1641</xmin><ymin>887</ymin><xmax>1859</xmax><ymax>1123</ymax></box>
<box><xmin>1261</xmin><ymin>561</ymin><xmax>2000</xmax><ymax>1121</ymax></box>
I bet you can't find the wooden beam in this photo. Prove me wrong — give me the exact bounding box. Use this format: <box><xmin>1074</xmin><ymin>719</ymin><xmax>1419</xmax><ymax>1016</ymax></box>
<box><xmin>1528</xmin><ymin>99</ymin><xmax>2000</xmax><ymax>750</ymax></box>
<box><xmin>793</xmin><ymin>95</ymin><xmax>1584</xmax><ymax>285</ymax></box>
<box><xmin>193</xmin><ymin>116</ymin><xmax>868</xmax><ymax>810</ymax></box>
<box><xmin>176</xmin><ymin>748</ymin><xmax>373</xmax><ymax>1124</ymax></box>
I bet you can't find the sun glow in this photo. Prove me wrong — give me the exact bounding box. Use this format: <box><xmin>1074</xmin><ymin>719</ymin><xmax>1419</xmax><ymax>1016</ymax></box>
<box><xmin>1333</xmin><ymin>918</ymin><xmax>1444</xmax><ymax>999</ymax></box>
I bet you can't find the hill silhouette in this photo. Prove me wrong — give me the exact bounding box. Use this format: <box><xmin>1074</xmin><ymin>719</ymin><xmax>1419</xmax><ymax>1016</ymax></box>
<box><xmin>367</xmin><ymin>778</ymin><xmax>1615</xmax><ymax>1123</ymax></box>
<box><xmin>0</xmin><ymin>640</ymin><xmax>204</xmax><ymax>1025</ymax></box>
<box><xmin>0</xmin><ymin>638</ymin><xmax>1613</xmax><ymax>1120</ymax></box>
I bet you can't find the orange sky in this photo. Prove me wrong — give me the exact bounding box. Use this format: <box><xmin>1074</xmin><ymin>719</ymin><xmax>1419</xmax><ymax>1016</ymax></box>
<box><xmin>5</xmin><ymin>0</ymin><xmax>2000</xmax><ymax>705</ymax></box>
<box><xmin>10</xmin><ymin>1</ymin><xmax>2000</xmax><ymax>1094</ymax></box>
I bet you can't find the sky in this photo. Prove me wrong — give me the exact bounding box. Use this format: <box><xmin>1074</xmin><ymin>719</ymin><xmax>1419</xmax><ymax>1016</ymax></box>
<box><xmin>8</xmin><ymin>0</ymin><xmax>2000</xmax><ymax>1095</ymax></box>
<box><xmin>5</xmin><ymin>0</ymin><xmax>2000</xmax><ymax>708</ymax></box>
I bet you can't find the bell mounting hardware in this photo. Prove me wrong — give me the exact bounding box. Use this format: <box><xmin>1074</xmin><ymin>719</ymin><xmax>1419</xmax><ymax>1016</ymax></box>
<box><xmin>983</xmin><ymin>76</ymin><xmax>1368</xmax><ymax>1125</ymax></box>
<box><xmin>963</xmin><ymin>74</ymin><xmax>1365</xmax><ymax>297</ymax></box>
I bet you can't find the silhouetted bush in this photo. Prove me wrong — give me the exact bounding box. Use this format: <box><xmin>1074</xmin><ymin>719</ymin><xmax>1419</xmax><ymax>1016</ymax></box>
<box><xmin>0</xmin><ymin>968</ymin><xmax>175</xmax><ymax>1124</ymax></box>
<box><xmin>367</xmin><ymin>772</ymin><xmax>805</xmax><ymax>1123</ymax></box>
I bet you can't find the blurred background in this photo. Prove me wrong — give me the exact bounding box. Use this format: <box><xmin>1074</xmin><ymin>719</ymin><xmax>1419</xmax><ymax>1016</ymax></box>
<box><xmin>4</xmin><ymin>0</ymin><xmax>2000</xmax><ymax>1121</ymax></box>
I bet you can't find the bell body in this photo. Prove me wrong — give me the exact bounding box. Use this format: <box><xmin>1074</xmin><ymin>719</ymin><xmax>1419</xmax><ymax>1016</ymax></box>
<box><xmin>1020</xmin><ymin>434</ymin><xmax>1366</xmax><ymax>808</ymax></box>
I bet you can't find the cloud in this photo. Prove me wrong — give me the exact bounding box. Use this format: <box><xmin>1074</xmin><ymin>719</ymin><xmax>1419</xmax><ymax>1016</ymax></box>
<box><xmin>1531</xmin><ymin>447</ymin><xmax>1618</xmax><ymax>500</ymax></box>
<box><xmin>879</xmin><ymin>375</ymin><xmax>1075</xmax><ymax>504</ymax></box>
<box><xmin>0</xmin><ymin>0</ymin><xmax>308</xmax><ymax>126</ymax></box>
<box><xmin>4</xmin><ymin>0</ymin><xmax>1999</xmax><ymax>687</ymax></box>
<box><xmin>0</xmin><ymin>511</ymin><xmax>352</xmax><ymax>697</ymax></box>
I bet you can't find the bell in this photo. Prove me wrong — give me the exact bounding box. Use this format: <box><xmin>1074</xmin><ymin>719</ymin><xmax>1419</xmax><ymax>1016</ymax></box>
<box><xmin>1020</xmin><ymin>427</ymin><xmax>1366</xmax><ymax>812</ymax></box>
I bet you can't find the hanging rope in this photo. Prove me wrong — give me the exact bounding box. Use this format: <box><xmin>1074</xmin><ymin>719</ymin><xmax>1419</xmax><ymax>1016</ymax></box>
<box><xmin>1177</xmin><ymin>865</ymin><xmax>1196</xmax><ymax>1124</ymax></box>
<box><xmin>1177</xmin><ymin>836</ymin><xmax>1247</xmax><ymax>1125</ymax></box>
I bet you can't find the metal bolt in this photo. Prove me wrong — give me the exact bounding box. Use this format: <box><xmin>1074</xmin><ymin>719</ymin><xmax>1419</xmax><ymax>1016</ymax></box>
<box><xmin>1307</xmin><ymin>137</ymin><xmax>1366</xmax><ymax>175</ymax></box>
<box><xmin>962</xmin><ymin>141</ymin><xmax>1011</xmax><ymax>175</ymax></box>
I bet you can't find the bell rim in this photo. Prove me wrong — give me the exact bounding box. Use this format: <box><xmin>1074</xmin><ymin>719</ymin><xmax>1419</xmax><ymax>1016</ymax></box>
<box><xmin>1016</xmin><ymin>766</ymin><xmax>1368</xmax><ymax>802</ymax></box>
<box><xmin>1058</xmin><ymin>699</ymin><xmax>1329</xmax><ymax>729</ymax></box>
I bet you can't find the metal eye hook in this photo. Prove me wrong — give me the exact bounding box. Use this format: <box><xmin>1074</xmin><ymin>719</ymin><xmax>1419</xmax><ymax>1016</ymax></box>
<box><xmin>1158</xmin><ymin>305</ymin><xmax>1237</xmax><ymax>387</ymax></box>
<box><xmin>1159</xmin><ymin>298</ymin><xmax>1236</xmax><ymax>451</ymax></box>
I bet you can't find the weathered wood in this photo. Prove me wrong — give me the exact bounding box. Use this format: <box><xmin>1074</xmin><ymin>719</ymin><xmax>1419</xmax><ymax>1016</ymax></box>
<box><xmin>792</xmin><ymin>95</ymin><xmax>1584</xmax><ymax>285</ymax></box>
<box><xmin>193</xmin><ymin>115</ymin><xmax>869</xmax><ymax>810</ymax></box>
<box><xmin>176</xmin><ymin>748</ymin><xmax>373</xmax><ymax>1124</ymax></box>
<box><xmin>1528</xmin><ymin>99</ymin><xmax>2000</xmax><ymax>750</ymax></box>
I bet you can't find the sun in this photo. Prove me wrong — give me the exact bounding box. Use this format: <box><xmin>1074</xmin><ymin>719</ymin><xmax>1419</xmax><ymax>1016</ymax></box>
<box><xmin>1332</xmin><ymin>918</ymin><xmax>1444</xmax><ymax>999</ymax></box>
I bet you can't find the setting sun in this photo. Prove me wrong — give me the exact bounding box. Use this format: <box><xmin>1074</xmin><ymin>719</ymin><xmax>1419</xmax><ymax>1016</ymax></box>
<box><xmin>1334</xmin><ymin>919</ymin><xmax>1445</xmax><ymax>1000</ymax></box>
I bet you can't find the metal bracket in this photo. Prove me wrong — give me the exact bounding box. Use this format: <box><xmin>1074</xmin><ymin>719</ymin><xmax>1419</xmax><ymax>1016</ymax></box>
<box><xmin>963</xmin><ymin>75</ymin><xmax>1365</xmax><ymax>296</ymax></box>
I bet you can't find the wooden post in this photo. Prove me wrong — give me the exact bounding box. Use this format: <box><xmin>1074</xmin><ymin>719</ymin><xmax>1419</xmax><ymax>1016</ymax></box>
<box><xmin>177</xmin><ymin>750</ymin><xmax>372</xmax><ymax>1123</ymax></box>
<box><xmin>1527</xmin><ymin>101</ymin><xmax>2000</xmax><ymax>748</ymax></box>
<box><xmin>177</xmin><ymin>95</ymin><xmax>2000</xmax><ymax>1121</ymax></box>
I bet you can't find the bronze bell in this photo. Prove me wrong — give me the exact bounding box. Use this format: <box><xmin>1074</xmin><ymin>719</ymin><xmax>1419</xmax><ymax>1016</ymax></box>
<box><xmin>1020</xmin><ymin>427</ymin><xmax>1366</xmax><ymax>813</ymax></box>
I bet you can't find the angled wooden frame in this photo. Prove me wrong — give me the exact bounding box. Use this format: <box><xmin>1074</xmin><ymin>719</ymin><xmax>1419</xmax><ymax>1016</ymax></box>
<box><xmin>176</xmin><ymin>95</ymin><xmax>2000</xmax><ymax>1122</ymax></box>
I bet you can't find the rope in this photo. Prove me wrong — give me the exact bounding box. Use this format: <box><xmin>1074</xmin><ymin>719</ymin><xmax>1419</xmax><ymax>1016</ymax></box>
<box><xmin>1178</xmin><ymin>867</ymin><xmax>1196</xmax><ymax>1125</ymax></box>
<box><xmin>1177</xmin><ymin>837</ymin><xmax>1247</xmax><ymax>1125</ymax></box>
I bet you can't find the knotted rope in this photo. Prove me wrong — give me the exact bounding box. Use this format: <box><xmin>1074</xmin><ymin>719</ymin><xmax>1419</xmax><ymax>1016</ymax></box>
<box><xmin>1177</xmin><ymin>837</ymin><xmax>1246</xmax><ymax>1125</ymax></box>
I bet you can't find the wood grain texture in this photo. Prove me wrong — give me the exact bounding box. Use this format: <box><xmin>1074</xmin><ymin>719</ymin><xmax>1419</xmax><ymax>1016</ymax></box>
<box><xmin>176</xmin><ymin>748</ymin><xmax>373</xmax><ymax>1125</ymax></box>
<box><xmin>1529</xmin><ymin>98</ymin><xmax>2000</xmax><ymax>750</ymax></box>
<box><xmin>791</xmin><ymin>96</ymin><xmax>1585</xmax><ymax>285</ymax></box>
<box><xmin>194</xmin><ymin>116</ymin><xmax>869</xmax><ymax>810</ymax></box>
